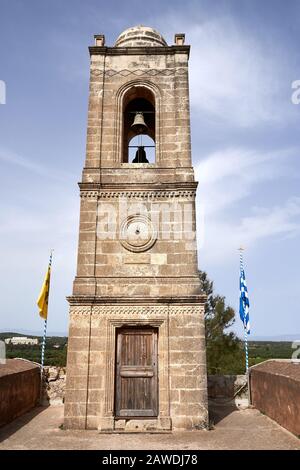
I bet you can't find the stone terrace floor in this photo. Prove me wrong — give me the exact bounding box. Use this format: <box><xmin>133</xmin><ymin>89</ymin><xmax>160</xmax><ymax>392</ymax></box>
<box><xmin>0</xmin><ymin>401</ymin><xmax>299</xmax><ymax>450</ymax></box>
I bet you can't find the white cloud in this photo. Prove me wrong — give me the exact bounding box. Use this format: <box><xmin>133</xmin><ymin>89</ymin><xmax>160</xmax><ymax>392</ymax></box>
<box><xmin>199</xmin><ymin>197</ymin><xmax>300</xmax><ymax>264</ymax></box>
<box><xmin>0</xmin><ymin>148</ymin><xmax>77</xmax><ymax>182</ymax></box>
<box><xmin>195</xmin><ymin>147</ymin><xmax>300</xmax><ymax>263</ymax></box>
<box><xmin>195</xmin><ymin>147</ymin><xmax>296</xmax><ymax>216</ymax></box>
<box><xmin>155</xmin><ymin>13</ymin><xmax>294</xmax><ymax>127</ymax></box>
<box><xmin>0</xmin><ymin>148</ymin><xmax>48</xmax><ymax>176</ymax></box>
<box><xmin>188</xmin><ymin>18</ymin><xmax>284</xmax><ymax>126</ymax></box>
<box><xmin>0</xmin><ymin>191</ymin><xmax>79</xmax><ymax>333</ymax></box>
<box><xmin>240</xmin><ymin>197</ymin><xmax>300</xmax><ymax>241</ymax></box>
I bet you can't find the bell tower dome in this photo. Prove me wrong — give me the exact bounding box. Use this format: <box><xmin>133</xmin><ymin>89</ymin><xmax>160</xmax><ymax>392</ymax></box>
<box><xmin>64</xmin><ymin>26</ymin><xmax>208</xmax><ymax>432</ymax></box>
<box><xmin>115</xmin><ymin>25</ymin><xmax>167</xmax><ymax>47</ymax></box>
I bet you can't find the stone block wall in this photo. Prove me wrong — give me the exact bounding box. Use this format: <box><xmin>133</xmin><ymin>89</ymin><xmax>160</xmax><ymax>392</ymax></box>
<box><xmin>64</xmin><ymin>304</ymin><xmax>208</xmax><ymax>431</ymax></box>
<box><xmin>83</xmin><ymin>47</ymin><xmax>192</xmax><ymax>172</ymax></box>
<box><xmin>169</xmin><ymin>309</ymin><xmax>208</xmax><ymax>429</ymax></box>
<box><xmin>73</xmin><ymin>191</ymin><xmax>200</xmax><ymax>299</ymax></box>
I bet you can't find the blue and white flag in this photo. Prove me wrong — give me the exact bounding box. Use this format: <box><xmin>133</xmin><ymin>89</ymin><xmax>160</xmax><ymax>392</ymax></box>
<box><xmin>239</xmin><ymin>263</ymin><xmax>250</xmax><ymax>334</ymax></box>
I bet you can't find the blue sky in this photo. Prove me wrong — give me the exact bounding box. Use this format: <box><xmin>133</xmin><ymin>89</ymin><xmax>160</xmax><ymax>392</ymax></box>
<box><xmin>0</xmin><ymin>0</ymin><xmax>299</xmax><ymax>337</ymax></box>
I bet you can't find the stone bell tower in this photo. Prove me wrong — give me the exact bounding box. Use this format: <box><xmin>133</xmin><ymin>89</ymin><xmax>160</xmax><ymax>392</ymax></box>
<box><xmin>64</xmin><ymin>26</ymin><xmax>208</xmax><ymax>431</ymax></box>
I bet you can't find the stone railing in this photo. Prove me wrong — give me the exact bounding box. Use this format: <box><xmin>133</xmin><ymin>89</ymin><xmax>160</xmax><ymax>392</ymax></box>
<box><xmin>249</xmin><ymin>359</ymin><xmax>300</xmax><ymax>436</ymax></box>
<box><xmin>0</xmin><ymin>359</ymin><xmax>41</xmax><ymax>427</ymax></box>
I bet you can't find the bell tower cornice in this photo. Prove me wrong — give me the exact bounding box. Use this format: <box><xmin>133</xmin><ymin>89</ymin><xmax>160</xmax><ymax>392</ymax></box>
<box><xmin>78</xmin><ymin>181</ymin><xmax>198</xmax><ymax>192</ymax></box>
<box><xmin>89</xmin><ymin>45</ymin><xmax>190</xmax><ymax>57</ymax></box>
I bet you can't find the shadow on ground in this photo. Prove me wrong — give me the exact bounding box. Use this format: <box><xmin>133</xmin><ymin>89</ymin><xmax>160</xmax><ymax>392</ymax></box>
<box><xmin>0</xmin><ymin>403</ymin><xmax>299</xmax><ymax>450</ymax></box>
<box><xmin>208</xmin><ymin>399</ymin><xmax>238</xmax><ymax>426</ymax></box>
<box><xmin>0</xmin><ymin>405</ymin><xmax>48</xmax><ymax>443</ymax></box>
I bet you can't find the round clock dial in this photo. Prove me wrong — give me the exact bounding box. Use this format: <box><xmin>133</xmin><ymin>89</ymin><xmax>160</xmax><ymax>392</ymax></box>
<box><xmin>120</xmin><ymin>215</ymin><xmax>157</xmax><ymax>252</ymax></box>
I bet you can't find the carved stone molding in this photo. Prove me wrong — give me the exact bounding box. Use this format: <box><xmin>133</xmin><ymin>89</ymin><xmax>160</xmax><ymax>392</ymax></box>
<box><xmin>97</xmin><ymin>190</ymin><xmax>196</xmax><ymax>199</ymax></box>
<box><xmin>90</xmin><ymin>68</ymin><xmax>186</xmax><ymax>78</ymax></box>
<box><xmin>69</xmin><ymin>306</ymin><xmax>91</xmax><ymax>316</ymax></box>
<box><xmin>91</xmin><ymin>305</ymin><xmax>168</xmax><ymax>317</ymax></box>
<box><xmin>80</xmin><ymin>191</ymin><xmax>99</xmax><ymax>200</ymax></box>
<box><xmin>69</xmin><ymin>304</ymin><xmax>205</xmax><ymax>318</ymax></box>
<box><xmin>169</xmin><ymin>305</ymin><xmax>204</xmax><ymax>316</ymax></box>
<box><xmin>67</xmin><ymin>295</ymin><xmax>207</xmax><ymax>307</ymax></box>
<box><xmin>79</xmin><ymin>190</ymin><xmax>196</xmax><ymax>200</ymax></box>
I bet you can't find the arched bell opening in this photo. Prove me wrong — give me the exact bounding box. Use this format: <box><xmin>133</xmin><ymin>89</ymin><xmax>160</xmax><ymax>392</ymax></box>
<box><xmin>122</xmin><ymin>87</ymin><xmax>155</xmax><ymax>163</ymax></box>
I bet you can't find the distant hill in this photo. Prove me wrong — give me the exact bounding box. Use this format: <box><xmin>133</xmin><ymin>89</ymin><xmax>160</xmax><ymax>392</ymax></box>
<box><xmin>0</xmin><ymin>332</ymin><xmax>67</xmax><ymax>342</ymax></box>
<box><xmin>1</xmin><ymin>332</ymin><xmax>67</xmax><ymax>367</ymax></box>
<box><xmin>0</xmin><ymin>329</ymin><xmax>67</xmax><ymax>338</ymax></box>
<box><xmin>249</xmin><ymin>334</ymin><xmax>300</xmax><ymax>342</ymax></box>
<box><xmin>1</xmin><ymin>333</ymin><xmax>297</xmax><ymax>370</ymax></box>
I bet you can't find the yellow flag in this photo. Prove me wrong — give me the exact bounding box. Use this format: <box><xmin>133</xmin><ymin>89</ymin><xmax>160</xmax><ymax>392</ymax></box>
<box><xmin>37</xmin><ymin>266</ymin><xmax>51</xmax><ymax>320</ymax></box>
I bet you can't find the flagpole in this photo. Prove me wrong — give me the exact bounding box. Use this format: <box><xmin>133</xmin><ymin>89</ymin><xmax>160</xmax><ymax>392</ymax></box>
<box><xmin>244</xmin><ymin>321</ymin><xmax>249</xmax><ymax>373</ymax></box>
<box><xmin>39</xmin><ymin>250</ymin><xmax>53</xmax><ymax>402</ymax></box>
<box><xmin>40</xmin><ymin>318</ymin><xmax>48</xmax><ymax>371</ymax></box>
<box><xmin>239</xmin><ymin>247</ymin><xmax>249</xmax><ymax>374</ymax></box>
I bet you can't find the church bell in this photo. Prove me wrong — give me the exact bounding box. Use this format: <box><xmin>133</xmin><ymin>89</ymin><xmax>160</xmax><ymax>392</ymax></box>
<box><xmin>131</xmin><ymin>112</ymin><xmax>148</xmax><ymax>134</ymax></box>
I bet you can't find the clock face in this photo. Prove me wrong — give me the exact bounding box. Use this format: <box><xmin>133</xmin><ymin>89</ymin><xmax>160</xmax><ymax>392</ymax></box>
<box><xmin>120</xmin><ymin>214</ymin><xmax>157</xmax><ymax>252</ymax></box>
<box><xmin>126</xmin><ymin>220</ymin><xmax>151</xmax><ymax>247</ymax></box>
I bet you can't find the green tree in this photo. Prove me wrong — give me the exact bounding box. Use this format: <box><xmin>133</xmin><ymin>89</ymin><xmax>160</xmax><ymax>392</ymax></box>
<box><xmin>199</xmin><ymin>270</ymin><xmax>245</xmax><ymax>374</ymax></box>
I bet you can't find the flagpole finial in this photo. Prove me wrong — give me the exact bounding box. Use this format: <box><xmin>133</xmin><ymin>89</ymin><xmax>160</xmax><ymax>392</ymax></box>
<box><xmin>49</xmin><ymin>249</ymin><xmax>54</xmax><ymax>267</ymax></box>
<box><xmin>238</xmin><ymin>246</ymin><xmax>245</xmax><ymax>252</ymax></box>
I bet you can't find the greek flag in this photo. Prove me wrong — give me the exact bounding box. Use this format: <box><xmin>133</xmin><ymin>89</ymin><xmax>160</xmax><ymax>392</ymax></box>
<box><xmin>239</xmin><ymin>264</ymin><xmax>250</xmax><ymax>334</ymax></box>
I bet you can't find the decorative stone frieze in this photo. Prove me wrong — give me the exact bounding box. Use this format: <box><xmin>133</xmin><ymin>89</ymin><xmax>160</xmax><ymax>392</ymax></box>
<box><xmin>90</xmin><ymin>67</ymin><xmax>187</xmax><ymax>78</ymax></box>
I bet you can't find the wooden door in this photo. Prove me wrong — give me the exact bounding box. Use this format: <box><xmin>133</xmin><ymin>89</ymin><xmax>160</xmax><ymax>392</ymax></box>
<box><xmin>115</xmin><ymin>327</ymin><xmax>158</xmax><ymax>417</ymax></box>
